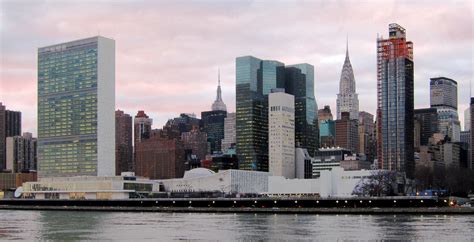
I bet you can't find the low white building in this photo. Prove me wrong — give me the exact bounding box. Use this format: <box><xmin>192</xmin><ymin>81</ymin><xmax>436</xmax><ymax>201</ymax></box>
<box><xmin>319</xmin><ymin>167</ymin><xmax>373</xmax><ymax>197</ymax></box>
<box><xmin>157</xmin><ymin>168</ymin><xmax>269</xmax><ymax>194</ymax></box>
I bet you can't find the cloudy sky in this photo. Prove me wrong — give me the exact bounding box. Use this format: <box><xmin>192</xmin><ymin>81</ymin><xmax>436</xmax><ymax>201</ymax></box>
<box><xmin>0</xmin><ymin>0</ymin><xmax>473</xmax><ymax>136</ymax></box>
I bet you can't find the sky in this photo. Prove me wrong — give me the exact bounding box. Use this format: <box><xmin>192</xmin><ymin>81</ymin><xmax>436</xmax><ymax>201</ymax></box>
<box><xmin>0</xmin><ymin>0</ymin><xmax>473</xmax><ymax>136</ymax></box>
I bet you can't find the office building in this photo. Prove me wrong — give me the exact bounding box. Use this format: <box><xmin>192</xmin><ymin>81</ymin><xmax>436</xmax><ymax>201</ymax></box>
<box><xmin>134</xmin><ymin>110</ymin><xmax>152</xmax><ymax>145</ymax></box>
<box><xmin>336</xmin><ymin>40</ymin><xmax>359</xmax><ymax>120</ymax></box>
<box><xmin>285</xmin><ymin>64</ymin><xmax>319</xmax><ymax>155</ymax></box>
<box><xmin>236</xmin><ymin>56</ymin><xmax>318</xmax><ymax>171</ymax></box>
<box><xmin>6</xmin><ymin>132</ymin><xmax>37</xmax><ymax>173</ymax></box>
<box><xmin>376</xmin><ymin>23</ymin><xmax>415</xmax><ymax>177</ymax></box>
<box><xmin>268</xmin><ymin>90</ymin><xmax>295</xmax><ymax>178</ymax></box>
<box><xmin>430</xmin><ymin>77</ymin><xmax>460</xmax><ymax>142</ymax></box>
<box><xmin>135</xmin><ymin>131</ymin><xmax>186</xmax><ymax>179</ymax></box>
<box><xmin>320</xmin><ymin>120</ymin><xmax>336</xmax><ymax>148</ymax></box>
<box><xmin>335</xmin><ymin>112</ymin><xmax>359</xmax><ymax>154</ymax></box>
<box><xmin>0</xmin><ymin>103</ymin><xmax>22</xmax><ymax>171</ymax></box>
<box><xmin>358</xmin><ymin>111</ymin><xmax>375</xmax><ymax>162</ymax></box>
<box><xmin>37</xmin><ymin>36</ymin><xmax>115</xmax><ymax>178</ymax></box>
<box><xmin>311</xmin><ymin>147</ymin><xmax>352</xmax><ymax>178</ymax></box>
<box><xmin>221</xmin><ymin>112</ymin><xmax>236</xmax><ymax>153</ymax></box>
<box><xmin>414</xmin><ymin>108</ymin><xmax>438</xmax><ymax>150</ymax></box>
<box><xmin>115</xmin><ymin>110</ymin><xmax>133</xmax><ymax>175</ymax></box>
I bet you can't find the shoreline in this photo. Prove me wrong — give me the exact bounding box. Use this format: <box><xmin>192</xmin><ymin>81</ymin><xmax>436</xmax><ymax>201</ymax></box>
<box><xmin>1</xmin><ymin>205</ymin><xmax>472</xmax><ymax>214</ymax></box>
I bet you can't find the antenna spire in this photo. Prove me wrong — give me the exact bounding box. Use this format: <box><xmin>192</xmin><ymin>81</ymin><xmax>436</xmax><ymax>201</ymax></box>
<box><xmin>218</xmin><ymin>67</ymin><xmax>221</xmax><ymax>86</ymax></box>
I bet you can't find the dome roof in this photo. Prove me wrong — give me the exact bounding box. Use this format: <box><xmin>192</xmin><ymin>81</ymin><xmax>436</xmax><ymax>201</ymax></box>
<box><xmin>183</xmin><ymin>168</ymin><xmax>216</xmax><ymax>179</ymax></box>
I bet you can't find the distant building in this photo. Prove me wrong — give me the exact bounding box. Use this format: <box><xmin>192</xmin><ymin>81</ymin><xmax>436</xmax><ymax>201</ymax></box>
<box><xmin>318</xmin><ymin>105</ymin><xmax>333</xmax><ymax>123</ymax></box>
<box><xmin>460</xmin><ymin>130</ymin><xmax>470</xmax><ymax>145</ymax></box>
<box><xmin>319</xmin><ymin>120</ymin><xmax>336</xmax><ymax>148</ymax></box>
<box><xmin>162</xmin><ymin>113</ymin><xmax>201</xmax><ymax>139</ymax></box>
<box><xmin>376</xmin><ymin>23</ymin><xmax>414</xmax><ymax>177</ymax></box>
<box><xmin>311</xmin><ymin>147</ymin><xmax>352</xmax><ymax>178</ymax></box>
<box><xmin>221</xmin><ymin>112</ymin><xmax>236</xmax><ymax>153</ymax></box>
<box><xmin>414</xmin><ymin>108</ymin><xmax>438</xmax><ymax>150</ymax></box>
<box><xmin>6</xmin><ymin>133</ymin><xmax>37</xmax><ymax>173</ymax></box>
<box><xmin>335</xmin><ymin>112</ymin><xmax>359</xmax><ymax>154</ymax></box>
<box><xmin>336</xmin><ymin>40</ymin><xmax>359</xmax><ymax>120</ymax></box>
<box><xmin>268</xmin><ymin>90</ymin><xmax>295</xmax><ymax>178</ymax></box>
<box><xmin>471</xmin><ymin>97</ymin><xmax>474</xmax><ymax>169</ymax></box>
<box><xmin>134</xmin><ymin>110</ymin><xmax>152</xmax><ymax>144</ymax></box>
<box><xmin>116</xmin><ymin>110</ymin><xmax>133</xmax><ymax>175</ymax></box>
<box><xmin>201</xmin><ymin>71</ymin><xmax>228</xmax><ymax>154</ymax></box>
<box><xmin>464</xmin><ymin>107</ymin><xmax>470</xmax><ymax>131</ymax></box>
<box><xmin>358</xmin><ymin>111</ymin><xmax>375</xmax><ymax>162</ymax></box>
<box><xmin>0</xmin><ymin>103</ymin><xmax>21</xmax><ymax>171</ymax></box>
<box><xmin>181</xmin><ymin>126</ymin><xmax>208</xmax><ymax>161</ymax></box>
<box><xmin>37</xmin><ymin>36</ymin><xmax>115</xmax><ymax>178</ymax></box>
<box><xmin>135</xmin><ymin>131</ymin><xmax>186</xmax><ymax>179</ymax></box>
<box><xmin>430</xmin><ymin>77</ymin><xmax>460</xmax><ymax>142</ymax></box>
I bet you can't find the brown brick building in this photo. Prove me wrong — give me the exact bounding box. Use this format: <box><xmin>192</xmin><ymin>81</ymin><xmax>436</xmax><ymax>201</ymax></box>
<box><xmin>135</xmin><ymin>131</ymin><xmax>185</xmax><ymax>179</ymax></box>
<box><xmin>335</xmin><ymin>112</ymin><xmax>359</xmax><ymax>154</ymax></box>
<box><xmin>115</xmin><ymin>110</ymin><xmax>133</xmax><ymax>175</ymax></box>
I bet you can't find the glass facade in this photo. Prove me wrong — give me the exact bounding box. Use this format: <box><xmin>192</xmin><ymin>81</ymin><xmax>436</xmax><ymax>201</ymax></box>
<box><xmin>377</xmin><ymin>24</ymin><xmax>414</xmax><ymax>178</ymax></box>
<box><xmin>236</xmin><ymin>56</ymin><xmax>318</xmax><ymax>171</ymax></box>
<box><xmin>38</xmin><ymin>36</ymin><xmax>115</xmax><ymax>178</ymax></box>
<box><xmin>201</xmin><ymin>110</ymin><xmax>227</xmax><ymax>154</ymax></box>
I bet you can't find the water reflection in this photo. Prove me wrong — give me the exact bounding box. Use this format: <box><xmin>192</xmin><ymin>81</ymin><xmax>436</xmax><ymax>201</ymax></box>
<box><xmin>0</xmin><ymin>211</ymin><xmax>472</xmax><ymax>240</ymax></box>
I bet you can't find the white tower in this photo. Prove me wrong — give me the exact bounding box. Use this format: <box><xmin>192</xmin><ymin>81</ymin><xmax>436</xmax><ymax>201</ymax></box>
<box><xmin>336</xmin><ymin>38</ymin><xmax>359</xmax><ymax>120</ymax></box>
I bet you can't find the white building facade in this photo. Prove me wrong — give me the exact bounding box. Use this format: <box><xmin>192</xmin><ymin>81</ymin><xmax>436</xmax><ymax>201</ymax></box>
<box><xmin>221</xmin><ymin>112</ymin><xmax>236</xmax><ymax>152</ymax></box>
<box><xmin>268</xmin><ymin>91</ymin><xmax>295</xmax><ymax>178</ymax></box>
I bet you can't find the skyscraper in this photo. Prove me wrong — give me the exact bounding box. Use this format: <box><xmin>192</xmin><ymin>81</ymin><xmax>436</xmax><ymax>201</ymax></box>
<box><xmin>414</xmin><ymin>108</ymin><xmax>438</xmax><ymax>149</ymax></box>
<box><xmin>0</xmin><ymin>103</ymin><xmax>22</xmax><ymax>171</ymax></box>
<box><xmin>134</xmin><ymin>111</ymin><xmax>152</xmax><ymax>145</ymax></box>
<box><xmin>336</xmin><ymin>40</ymin><xmax>359</xmax><ymax>120</ymax></box>
<box><xmin>286</xmin><ymin>64</ymin><xmax>319</xmax><ymax>155</ymax></box>
<box><xmin>319</xmin><ymin>105</ymin><xmax>335</xmax><ymax>148</ymax></box>
<box><xmin>359</xmin><ymin>111</ymin><xmax>375</xmax><ymax>162</ymax></box>
<box><xmin>376</xmin><ymin>23</ymin><xmax>415</xmax><ymax>177</ymax></box>
<box><xmin>115</xmin><ymin>110</ymin><xmax>133</xmax><ymax>175</ymax></box>
<box><xmin>37</xmin><ymin>36</ymin><xmax>115</xmax><ymax>178</ymax></box>
<box><xmin>430</xmin><ymin>77</ymin><xmax>460</xmax><ymax>141</ymax></box>
<box><xmin>236</xmin><ymin>56</ymin><xmax>317</xmax><ymax>171</ymax></box>
<box><xmin>201</xmin><ymin>70</ymin><xmax>227</xmax><ymax>154</ymax></box>
<box><xmin>268</xmin><ymin>90</ymin><xmax>295</xmax><ymax>178</ymax></box>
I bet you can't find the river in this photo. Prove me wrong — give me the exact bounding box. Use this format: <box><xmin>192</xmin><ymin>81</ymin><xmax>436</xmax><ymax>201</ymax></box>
<box><xmin>0</xmin><ymin>210</ymin><xmax>472</xmax><ymax>240</ymax></box>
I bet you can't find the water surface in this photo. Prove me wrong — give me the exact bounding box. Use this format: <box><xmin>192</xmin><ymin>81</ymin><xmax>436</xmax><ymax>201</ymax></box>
<box><xmin>0</xmin><ymin>210</ymin><xmax>472</xmax><ymax>240</ymax></box>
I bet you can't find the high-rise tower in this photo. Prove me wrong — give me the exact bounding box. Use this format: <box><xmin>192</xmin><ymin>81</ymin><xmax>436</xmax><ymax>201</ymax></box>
<box><xmin>202</xmin><ymin>69</ymin><xmax>227</xmax><ymax>154</ymax></box>
<box><xmin>38</xmin><ymin>36</ymin><xmax>115</xmax><ymax>178</ymax></box>
<box><xmin>337</xmin><ymin>39</ymin><xmax>359</xmax><ymax>120</ymax></box>
<box><xmin>376</xmin><ymin>23</ymin><xmax>415</xmax><ymax>178</ymax></box>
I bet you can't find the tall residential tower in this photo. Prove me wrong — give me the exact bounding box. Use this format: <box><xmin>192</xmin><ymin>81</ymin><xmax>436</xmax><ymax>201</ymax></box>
<box><xmin>376</xmin><ymin>24</ymin><xmax>415</xmax><ymax>177</ymax></box>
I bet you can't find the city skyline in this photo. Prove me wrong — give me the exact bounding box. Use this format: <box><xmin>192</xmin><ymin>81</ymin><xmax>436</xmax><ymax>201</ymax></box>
<box><xmin>1</xmin><ymin>0</ymin><xmax>473</xmax><ymax>136</ymax></box>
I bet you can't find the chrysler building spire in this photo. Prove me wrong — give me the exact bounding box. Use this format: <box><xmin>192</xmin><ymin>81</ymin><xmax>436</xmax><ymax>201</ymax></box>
<box><xmin>211</xmin><ymin>68</ymin><xmax>227</xmax><ymax>111</ymax></box>
<box><xmin>336</xmin><ymin>38</ymin><xmax>359</xmax><ymax>120</ymax></box>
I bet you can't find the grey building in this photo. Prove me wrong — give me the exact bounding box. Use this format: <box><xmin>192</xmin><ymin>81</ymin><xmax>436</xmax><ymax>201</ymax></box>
<box><xmin>6</xmin><ymin>132</ymin><xmax>37</xmax><ymax>173</ymax></box>
<box><xmin>37</xmin><ymin>36</ymin><xmax>115</xmax><ymax>178</ymax></box>
<box><xmin>376</xmin><ymin>23</ymin><xmax>415</xmax><ymax>178</ymax></box>
<box><xmin>430</xmin><ymin>77</ymin><xmax>460</xmax><ymax>142</ymax></box>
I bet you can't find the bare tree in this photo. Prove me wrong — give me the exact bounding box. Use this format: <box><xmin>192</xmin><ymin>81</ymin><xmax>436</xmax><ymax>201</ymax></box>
<box><xmin>352</xmin><ymin>170</ymin><xmax>397</xmax><ymax>197</ymax></box>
